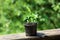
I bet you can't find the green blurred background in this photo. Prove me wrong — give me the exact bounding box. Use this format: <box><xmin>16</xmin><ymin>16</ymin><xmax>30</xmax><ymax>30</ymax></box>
<box><xmin>0</xmin><ymin>0</ymin><xmax>60</xmax><ymax>34</ymax></box>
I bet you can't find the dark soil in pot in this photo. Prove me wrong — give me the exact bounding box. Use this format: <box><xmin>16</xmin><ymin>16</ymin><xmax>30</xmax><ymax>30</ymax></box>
<box><xmin>24</xmin><ymin>22</ymin><xmax>37</xmax><ymax>36</ymax></box>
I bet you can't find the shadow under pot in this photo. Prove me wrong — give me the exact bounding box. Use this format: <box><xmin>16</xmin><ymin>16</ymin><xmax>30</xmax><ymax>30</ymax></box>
<box><xmin>24</xmin><ymin>23</ymin><xmax>37</xmax><ymax>36</ymax></box>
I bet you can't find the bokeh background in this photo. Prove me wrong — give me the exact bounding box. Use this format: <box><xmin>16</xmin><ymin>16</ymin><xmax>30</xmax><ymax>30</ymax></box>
<box><xmin>0</xmin><ymin>0</ymin><xmax>60</xmax><ymax>34</ymax></box>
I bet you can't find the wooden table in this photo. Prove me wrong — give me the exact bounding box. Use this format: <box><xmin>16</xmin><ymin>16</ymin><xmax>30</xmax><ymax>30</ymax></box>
<box><xmin>0</xmin><ymin>29</ymin><xmax>60</xmax><ymax>40</ymax></box>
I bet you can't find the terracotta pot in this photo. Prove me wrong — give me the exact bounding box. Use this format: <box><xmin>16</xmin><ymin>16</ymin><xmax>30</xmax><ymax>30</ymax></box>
<box><xmin>24</xmin><ymin>23</ymin><xmax>37</xmax><ymax>36</ymax></box>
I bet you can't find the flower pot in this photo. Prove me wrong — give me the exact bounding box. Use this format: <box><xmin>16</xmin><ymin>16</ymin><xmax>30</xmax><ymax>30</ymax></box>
<box><xmin>24</xmin><ymin>23</ymin><xmax>37</xmax><ymax>36</ymax></box>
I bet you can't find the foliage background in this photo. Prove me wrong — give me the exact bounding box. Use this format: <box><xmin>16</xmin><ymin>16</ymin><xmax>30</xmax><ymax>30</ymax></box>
<box><xmin>0</xmin><ymin>0</ymin><xmax>60</xmax><ymax>34</ymax></box>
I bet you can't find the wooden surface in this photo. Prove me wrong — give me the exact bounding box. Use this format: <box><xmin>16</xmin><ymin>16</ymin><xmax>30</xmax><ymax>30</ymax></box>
<box><xmin>0</xmin><ymin>29</ymin><xmax>60</xmax><ymax>40</ymax></box>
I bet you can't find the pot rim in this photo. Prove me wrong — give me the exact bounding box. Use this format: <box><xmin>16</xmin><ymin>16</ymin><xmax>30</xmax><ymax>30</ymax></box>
<box><xmin>24</xmin><ymin>22</ymin><xmax>37</xmax><ymax>27</ymax></box>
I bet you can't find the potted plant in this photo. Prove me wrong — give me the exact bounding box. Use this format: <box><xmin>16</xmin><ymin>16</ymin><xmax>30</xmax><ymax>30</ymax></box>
<box><xmin>24</xmin><ymin>14</ymin><xmax>38</xmax><ymax>36</ymax></box>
